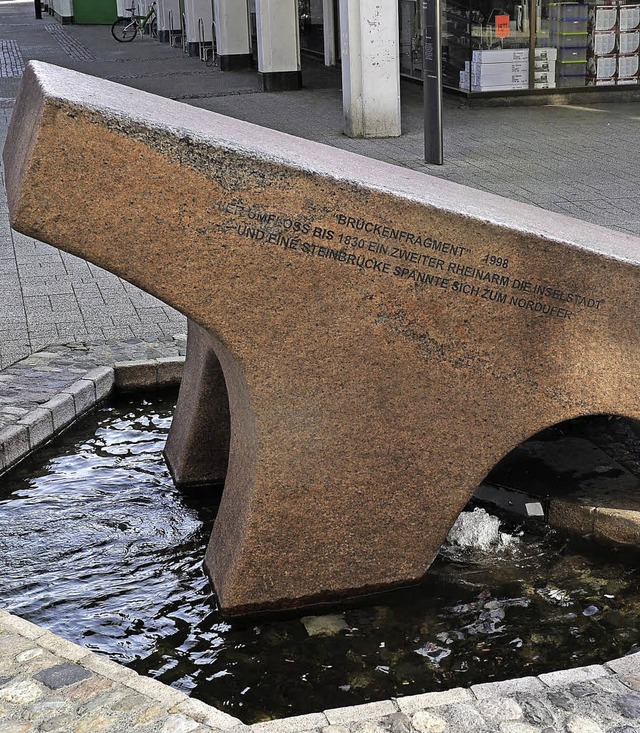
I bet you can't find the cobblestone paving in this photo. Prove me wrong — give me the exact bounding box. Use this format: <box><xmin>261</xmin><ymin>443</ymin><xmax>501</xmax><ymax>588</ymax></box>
<box><xmin>0</xmin><ymin>610</ymin><xmax>247</xmax><ymax>733</ymax></box>
<box><xmin>0</xmin><ymin>335</ymin><xmax>184</xmax><ymax>431</ymax></box>
<box><xmin>0</xmin><ymin>40</ymin><xmax>25</xmax><ymax>78</ymax></box>
<box><xmin>43</xmin><ymin>23</ymin><xmax>96</xmax><ymax>61</ymax></box>
<box><xmin>5</xmin><ymin>607</ymin><xmax>640</xmax><ymax>733</ymax></box>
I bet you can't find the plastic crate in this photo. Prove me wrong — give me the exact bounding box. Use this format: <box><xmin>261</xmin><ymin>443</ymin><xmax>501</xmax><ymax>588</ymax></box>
<box><xmin>557</xmin><ymin>58</ymin><xmax>588</xmax><ymax>75</ymax></box>
<box><xmin>549</xmin><ymin>18</ymin><xmax>588</xmax><ymax>33</ymax></box>
<box><xmin>557</xmin><ymin>45</ymin><xmax>588</xmax><ymax>60</ymax></box>
<box><xmin>546</xmin><ymin>2</ymin><xmax>588</xmax><ymax>20</ymax></box>
<box><xmin>551</xmin><ymin>32</ymin><xmax>589</xmax><ymax>48</ymax></box>
<box><xmin>557</xmin><ymin>74</ymin><xmax>587</xmax><ymax>86</ymax></box>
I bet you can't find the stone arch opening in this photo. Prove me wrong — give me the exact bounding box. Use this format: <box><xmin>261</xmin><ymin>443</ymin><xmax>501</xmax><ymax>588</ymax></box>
<box><xmin>473</xmin><ymin>413</ymin><xmax>640</xmax><ymax>548</ymax></box>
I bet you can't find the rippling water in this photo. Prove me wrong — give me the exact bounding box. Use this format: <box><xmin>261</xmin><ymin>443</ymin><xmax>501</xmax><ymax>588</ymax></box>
<box><xmin>1</xmin><ymin>393</ymin><xmax>640</xmax><ymax>723</ymax></box>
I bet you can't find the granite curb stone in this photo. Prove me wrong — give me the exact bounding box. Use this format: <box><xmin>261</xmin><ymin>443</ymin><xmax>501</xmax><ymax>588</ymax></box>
<box><xmin>0</xmin><ymin>344</ymin><xmax>185</xmax><ymax>476</ymax></box>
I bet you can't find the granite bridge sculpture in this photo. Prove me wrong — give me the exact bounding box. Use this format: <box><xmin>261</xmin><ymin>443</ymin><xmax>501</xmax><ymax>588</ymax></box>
<box><xmin>5</xmin><ymin>62</ymin><xmax>640</xmax><ymax>616</ymax></box>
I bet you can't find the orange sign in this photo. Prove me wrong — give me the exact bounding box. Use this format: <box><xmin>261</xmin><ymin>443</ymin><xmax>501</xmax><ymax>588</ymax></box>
<box><xmin>495</xmin><ymin>14</ymin><xmax>511</xmax><ymax>37</ymax></box>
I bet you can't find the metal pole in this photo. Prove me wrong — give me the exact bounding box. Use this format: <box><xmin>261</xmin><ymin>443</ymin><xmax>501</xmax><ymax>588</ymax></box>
<box><xmin>423</xmin><ymin>0</ymin><xmax>443</xmax><ymax>164</ymax></box>
<box><xmin>34</xmin><ymin>0</ymin><xmax>42</xmax><ymax>19</ymax></box>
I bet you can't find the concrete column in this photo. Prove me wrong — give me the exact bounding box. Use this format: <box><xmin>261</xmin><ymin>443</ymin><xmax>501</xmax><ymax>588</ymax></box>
<box><xmin>213</xmin><ymin>0</ymin><xmax>253</xmax><ymax>71</ymax></box>
<box><xmin>322</xmin><ymin>0</ymin><xmax>336</xmax><ymax>66</ymax></box>
<box><xmin>339</xmin><ymin>0</ymin><xmax>401</xmax><ymax>138</ymax></box>
<box><xmin>157</xmin><ymin>0</ymin><xmax>180</xmax><ymax>42</ymax></box>
<box><xmin>254</xmin><ymin>0</ymin><xmax>301</xmax><ymax>91</ymax></box>
<box><xmin>184</xmin><ymin>0</ymin><xmax>213</xmax><ymax>56</ymax></box>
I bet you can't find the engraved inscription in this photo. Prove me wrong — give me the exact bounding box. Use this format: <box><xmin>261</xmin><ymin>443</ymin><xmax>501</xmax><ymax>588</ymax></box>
<box><xmin>214</xmin><ymin>199</ymin><xmax>604</xmax><ymax>321</ymax></box>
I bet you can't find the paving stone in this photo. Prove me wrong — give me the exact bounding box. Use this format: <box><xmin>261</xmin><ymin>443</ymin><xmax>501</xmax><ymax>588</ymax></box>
<box><xmin>411</xmin><ymin>710</ymin><xmax>448</xmax><ymax>733</ymax></box>
<box><xmin>498</xmin><ymin>723</ymin><xmax>541</xmax><ymax>733</ymax></box>
<box><xmin>444</xmin><ymin>703</ymin><xmax>489</xmax><ymax>732</ymax></box>
<box><xmin>619</xmin><ymin>694</ymin><xmax>640</xmax><ymax>719</ymax></box>
<box><xmin>79</xmin><ymin>653</ymin><xmax>139</xmax><ymax>685</ymax></box>
<box><xmin>0</xmin><ymin>613</ymin><xmax>46</xmax><ymax>641</ymax></box>
<box><xmin>609</xmin><ymin>655</ymin><xmax>640</xmax><ymax>677</ymax></box>
<box><xmin>0</xmin><ymin>679</ymin><xmax>43</xmax><ymax>704</ymax></box>
<box><xmin>384</xmin><ymin>712</ymin><xmax>412</xmax><ymax>733</ymax></box>
<box><xmin>397</xmin><ymin>688</ymin><xmax>473</xmax><ymax>713</ymax></box>
<box><xmin>252</xmin><ymin>713</ymin><xmax>329</xmax><ymax>733</ymax></box>
<box><xmin>517</xmin><ymin>696</ymin><xmax>558</xmax><ymax>728</ymax></box>
<box><xmin>566</xmin><ymin>715</ymin><xmax>604</xmax><ymax>733</ymax></box>
<box><xmin>114</xmin><ymin>360</ymin><xmax>159</xmax><ymax>391</ymax></box>
<box><xmin>353</xmin><ymin>724</ymin><xmax>388</xmax><ymax>733</ymax></box>
<box><xmin>36</xmin><ymin>630</ymin><xmax>89</xmax><ymax>662</ymax></box>
<box><xmin>0</xmin><ymin>423</ymin><xmax>29</xmax><ymax>467</ymax></box>
<box><xmin>160</xmin><ymin>715</ymin><xmax>201</xmax><ymax>733</ymax></box>
<box><xmin>17</xmin><ymin>408</ymin><xmax>53</xmax><ymax>450</ymax></box>
<box><xmin>539</xmin><ymin>665</ymin><xmax>610</xmax><ymax>688</ymax></box>
<box><xmin>325</xmin><ymin>700</ymin><xmax>397</xmax><ymax>725</ymax></box>
<box><xmin>33</xmin><ymin>662</ymin><xmax>93</xmax><ymax>689</ymax></box>
<box><xmin>42</xmin><ymin>393</ymin><xmax>76</xmax><ymax>432</ymax></box>
<box><xmin>477</xmin><ymin>697</ymin><xmax>523</xmax><ymax>721</ymax></box>
<box><xmin>172</xmin><ymin>696</ymin><xmax>244</xmax><ymax>729</ymax></box>
<box><xmin>0</xmin><ymin>633</ymin><xmax>31</xmax><ymax>655</ymax></box>
<box><xmin>0</xmin><ymin>723</ymin><xmax>36</xmax><ymax>733</ymax></box>
<box><xmin>84</xmin><ymin>366</ymin><xmax>115</xmax><ymax>401</ymax></box>
<box><xmin>125</xmin><ymin>673</ymin><xmax>187</xmax><ymax>706</ymax></box>
<box><xmin>621</xmin><ymin>677</ymin><xmax>640</xmax><ymax>693</ymax></box>
<box><xmin>547</xmin><ymin>691</ymin><xmax>575</xmax><ymax>712</ymax></box>
<box><xmin>156</xmin><ymin>356</ymin><xmax>184</xmax><ymax>386</ymax></box>
<box><xmin>40</xmin><ymin>715</ymin><xmax>77</xmax><ymax>732</ymax></box>
<box><xmin>60</xmin><ymin>379</ymin><xmax>96</xmax><ymax>414</ymax></box>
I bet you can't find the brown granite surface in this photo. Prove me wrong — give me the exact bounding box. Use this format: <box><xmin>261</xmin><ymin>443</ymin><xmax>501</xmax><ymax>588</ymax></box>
<box><xmin>164</xmin><ymin>319</ymin><xmax>230</xmax><ymax>486</ymax></box>
<box><xmin>5</xmin><ymin>61</ymin><xmax>640</xmax><ymax>616</ymax></box>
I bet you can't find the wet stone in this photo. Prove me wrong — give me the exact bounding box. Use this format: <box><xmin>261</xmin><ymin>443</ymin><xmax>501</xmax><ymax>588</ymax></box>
<box><xmin>33</xmin><ymin>662</ymin><xmax>92</xmax><ymax>689</ymax></box>
<box><xmin>619</xmin><ymin>694</ymin><xmax>640</xmax><ymax>718</ymax></box>
<box><xmin>385</xmin><ymin>712</ymin><xmax>412</xmax><ymax>733</ymax></box>
<box><xmin>547</xmin><ymin>691</ymin><xmax>575</xmax><ymax>711</ymax></box>
<box><xmin>571</xmin><ymin>683</ymin><xmax>599</xmax><ymax>698</ymax></box>
<box><xmin>518</xmin><ymin>696</ymin><xmax>557</xmax><ymax>727</ymax></box>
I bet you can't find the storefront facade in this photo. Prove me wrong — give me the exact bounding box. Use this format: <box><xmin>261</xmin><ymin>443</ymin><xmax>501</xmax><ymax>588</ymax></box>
<box><xmin>401</xmin><ymin>0</ymin><xmax>639</xmax><ymax>93</ymax></box>
<box><xmin>301</xmin><ymin>0</ymin><xmax>640</xmax><ymax>95</ymax></box>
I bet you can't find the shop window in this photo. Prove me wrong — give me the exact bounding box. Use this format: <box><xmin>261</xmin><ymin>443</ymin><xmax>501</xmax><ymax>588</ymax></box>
<box><xmin>398</xmin><ymin>0</ymin><xmax>640</xmax><ymax>93</ymax></box>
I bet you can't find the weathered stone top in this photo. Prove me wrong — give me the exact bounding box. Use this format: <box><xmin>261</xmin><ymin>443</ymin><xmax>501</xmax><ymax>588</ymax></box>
<box><xmin>8</xmin><ymin>62</ymin><xmax>640</xmax><ymax>266</ymax></box>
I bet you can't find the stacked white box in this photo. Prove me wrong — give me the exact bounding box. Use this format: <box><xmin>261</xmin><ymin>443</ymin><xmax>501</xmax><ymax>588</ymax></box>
<box><xmin>468</xmin><ymin>48</ymin><xmax>556</xmax><ymax>91</ymax></box>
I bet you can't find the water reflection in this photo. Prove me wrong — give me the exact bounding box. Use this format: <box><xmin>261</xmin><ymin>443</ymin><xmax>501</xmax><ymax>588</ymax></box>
<box><xmin>0</xmin><ymin>393</ymin><xmax>639</xmax><ymax>723</ymax></box>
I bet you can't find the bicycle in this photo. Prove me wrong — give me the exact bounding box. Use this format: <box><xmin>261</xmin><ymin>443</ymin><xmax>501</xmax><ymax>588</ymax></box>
<box><xmin>111</xmin><ymin>2</ymin><xmax>157</xmax><ymax>42</ymax></box>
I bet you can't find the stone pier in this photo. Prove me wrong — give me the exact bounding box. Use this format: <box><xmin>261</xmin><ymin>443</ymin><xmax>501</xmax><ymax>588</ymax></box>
<box><xmin>5</xmin><ymin>61</ymin><xmax>640</xmax><ymax>616</ymax></box>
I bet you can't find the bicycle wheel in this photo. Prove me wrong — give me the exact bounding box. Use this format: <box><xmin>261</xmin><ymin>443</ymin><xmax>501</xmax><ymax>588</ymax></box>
<box><xmin>111</xmin><ymin>17</ymin><xmax>138</xmax><ymax>42</ymax></box>
<box><xmin>149</xmin><ymin>18</ymin><xmax>157</xmax><ymax>38</ymax></box>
